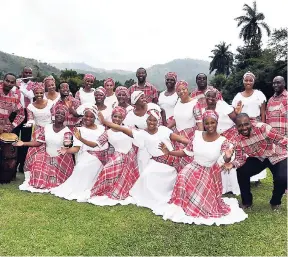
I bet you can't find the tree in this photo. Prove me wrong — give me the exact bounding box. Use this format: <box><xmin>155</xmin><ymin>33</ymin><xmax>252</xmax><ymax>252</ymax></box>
<box><xmin>124</xmin><ymin>79</ymin><xmax>136</xmax><ymax>88</ymax></box>
<box><xmin>60</xmin><ymin>69</ymin><xmax>78</xmax><ymax>80</ymax></box>
<box><xmin>268</xmin><ymin>28</ymin><xmax>288</xmax><ymax>61</ymax></box>
<box><xmin>209</xmin><ymin>42</ymin><xmax>234</xmax><ymax>77</ymax></box>
<box><xmin>235</xmin><ymin>1</ymin><xmax>271</xmax><ymax>45</ymax></box>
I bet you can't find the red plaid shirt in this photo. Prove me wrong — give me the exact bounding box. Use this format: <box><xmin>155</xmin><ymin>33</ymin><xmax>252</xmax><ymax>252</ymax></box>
<box><xmin>190</xmin><ymin>86</ymin><xmax>222</xmax><ymax>110</ymax></box>
<box><xmin>266</xmin><ymin>90</ymin><xmax>288</xmax><ymax>136</ymax></box>
<box><xmin>128</xmin><ymin>82</ymin><xmax>158</xmax><ymax>103</ymax></box>
<box><xmin>0</xmin><ymin>83</ymin><xmax>25</xmax><ymax>132</ymax></box>
<box><xmin>54</xmin><ymin>96</ymin><xmax>81</xmax><ymax>127</ymax></box>
<box><xmin>232</xmin><ymin>122</ymin><xmax>288</xmax><ymax>168</ymax></box>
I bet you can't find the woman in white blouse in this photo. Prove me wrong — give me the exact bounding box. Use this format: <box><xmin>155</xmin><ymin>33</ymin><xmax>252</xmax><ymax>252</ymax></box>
<box><xmin>75</xmin><ymin>74</ymin><xmax>96</xmax><ymax>105</ymax></box>
<box><xmin>104</xmin><ymin>78</ymin><xmax>118</xmax><ymax>110</ymax></box>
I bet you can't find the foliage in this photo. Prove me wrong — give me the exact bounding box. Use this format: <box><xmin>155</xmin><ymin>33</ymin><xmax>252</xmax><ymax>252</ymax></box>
<box><xmin>124</xmin><ymin>79</ymin><xmax>136</xmax><ymax>88</ymax></box>
<box><xmin>268</xmin><ymin>28</ymin><xmax>288</xmax><ymax>61</ymax></box>
<box><xmin>235</xmin><ymin>1</ymin><xmax>271</xmax><ymax>45</ymax></box>
<box><xmin>209</xmin><ymin>42</ymin><xmax>234</xmax><ymax>76</ymax></box>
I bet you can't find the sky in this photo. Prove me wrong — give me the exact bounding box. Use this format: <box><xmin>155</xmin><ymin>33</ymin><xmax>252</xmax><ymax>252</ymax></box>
<box><xmin>1</xmin><ymin>0</ymin><xmax>287</xmax><ymax>71</ymax></box>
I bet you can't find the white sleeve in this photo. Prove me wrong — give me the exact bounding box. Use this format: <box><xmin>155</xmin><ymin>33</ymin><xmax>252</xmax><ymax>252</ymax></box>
<box><xmin>160</xmin><ymin>126</ymin><xmax>174</xmax><ymax>151</ymax></box>
<box><xmin>73</xmin><ymin>137</ymin><xmax>82</xmax><ymax>147</ymax></box>
<box><xmin>218</xmin><ymin>100</ymin><xmax>234</xmax><ymax>115</ymax></box>
<box><xmin>257</xmin><ymin>90</ymin><xmax>267</xmax><ymax>103</ymax></box>
<box><xmin>20</xmin><ymin>87</ymin><xmax>34</xmax><ymax>99</ymax></box>
<box><xmin>231</xmin><ymin>93</ymin><xmax>240</xmax><ymax>108</ymax></box>
<box><xmin>132</xmin><ymin>129</ymin><xmax>145</xmax><ymax>148</ymax></box>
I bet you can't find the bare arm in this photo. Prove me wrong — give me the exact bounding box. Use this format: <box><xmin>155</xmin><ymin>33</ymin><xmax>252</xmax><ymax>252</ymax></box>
<box><xmin>13</xmin><ymin>140</ymin><xmax>43</xmax><ymax>147</ymax></box>
<box><xmin>170</xmin><ymin>133</ymin><xmax>189</xmax><ymax>145</ymax></box>
<box><xmin>103</xmin><ymin>120</ymin><xmax>133</xmax><ymax>138</ymax></box>
<box><xmin>159</xmin><ymin>142</ymin><xmax>188</xmax><ymax>157</ymax></box>
<box><xmin>160</xmin><ymin>108</ymin><xmax>167</xmax><ymax>126</ymax></box>
<box><xmin>167</xmin><ymin>119</ymin><xmax>176</xmax><ymax>129</ymax></box>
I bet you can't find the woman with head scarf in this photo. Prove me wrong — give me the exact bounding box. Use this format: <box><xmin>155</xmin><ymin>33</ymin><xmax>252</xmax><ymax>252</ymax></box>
<box><xmin>158</xmin><ymin>72</ymin><xmax>179</xmax><ymax>121</ymax></box>
<box><xmin>90</xmin><ymin>107</ymin><xmax>189</xmax><ymax>210</ymax></box>
<box><xmin>50</xmin><ymin>107</ymin><xmax>108</xmax><ymax>202</ymax></box>
<box><xmin>104</xmin><ymin>78</ymin><xmax>118</xmax><ymax>110</ymax></box>
<box><xmin>93</xmin><ymin>86</ymin><xmax>112</xmax><ymax>124</ymax></box>
<box><xmin>231</xmin><ymin>71</ymin><xmax>267</xmax><ymax>184</ymax></box>
<box><xmin>87</xmin><ymin>106</ymin><xmax>140</xmax><ymax>206</ymax></box>
<box><xmin>75</xmin><ymin>74</ymin><xmax>96</xmax><ymax>105</ymax></box>
<box><xmin>115</xmin><ymin>86</ymin><xmax>134</xmax><ymax>113</ymax></box>
<box><xmin>158</xmin><ymin>110</ymin><xmax>248</xmax><ymax>225</ymax></box>
<box><xmin>14</xmin><ymin>105</ymin><xmax>74</xmax><ymax>193</ymax></box>
<box><xmin>43</xmin><ymin>75</ymin><xmax>60</xmax><ymax>104</ymax></box>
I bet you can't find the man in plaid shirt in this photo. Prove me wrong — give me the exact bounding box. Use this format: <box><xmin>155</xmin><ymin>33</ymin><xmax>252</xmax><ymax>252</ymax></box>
<box><xmin>266</xmin><ymin>76</ymin><xmax>287</xmax><ymax>136</ymax></box>
<box><xmin>0</xmin><ymin>73</ymin><xmax>24</xmax><ymax>133</ymax></box>
<box><xmin>225</xmin><ymin>113</ymin><xmax>287</xmax><ymax>211</ymax></box>
<box><xmin>54</xmin><ymin>82</ymin><xmax>81</xmax><ymax>128</ymax></box>
<box><xmin>190</xmin><ymin>73</ymin><xmax>223</xmax><ymax>109</ymax></box>
<box><xmin>128</xmin><ymin>67</ymin><xmax>158</xmax><ymax>104</ymax></box>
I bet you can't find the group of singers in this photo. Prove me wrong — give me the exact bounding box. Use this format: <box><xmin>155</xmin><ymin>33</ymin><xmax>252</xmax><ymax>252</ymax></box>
<box><xmin>0</xmin><ymin>66</ymin><xmax>286</xmax><ymax>226</ymax></box>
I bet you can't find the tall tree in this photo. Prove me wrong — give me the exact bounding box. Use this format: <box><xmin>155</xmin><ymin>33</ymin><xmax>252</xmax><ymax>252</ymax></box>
<box><xmin>268</xmin><ymin>28</ymin><xmax>287</xmax><ymax>61</ymax></box>
<box><xmin>209</xmin><ymin>42</ymin><xmax>234</xmax><ymax>76</ymax></box>
<box><xmin>235</xmin><ymin>1</ymin><xmax>271</xmax><ymax>45</ymax></box>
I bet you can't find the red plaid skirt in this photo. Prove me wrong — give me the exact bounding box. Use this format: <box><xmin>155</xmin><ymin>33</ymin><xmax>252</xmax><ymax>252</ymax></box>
<box><xmin>221</xmin><ymin>126</ymin><xmax>239</xmax><ymax>145</ymax></box>
<box><xmin>152</xmin><ymin>155</ymin><xmax>181</xmax><ymax>172</ymax></box>
<box><xmin>174</xmin><ymin>127</ymin><xmax>196</xmax><ymax>169</ymax></box>
<box><xmin>169</xmin><ymin>161</ymin><xmax>231</xmax><ymax>218</ymax></box>
<box><xmin>90</xmin><ymin>145</ymin><xmax>139</xmax><ymax>200</ymax></box>
<box><xmin>29</xmin><ymin>152</ymin><xmax>74</xmax><ymax>189</ymax></box>
<box><xmin>87</xmin><ymin>149</ymin><xmax>108</xmax><ymax>166</ymax></box>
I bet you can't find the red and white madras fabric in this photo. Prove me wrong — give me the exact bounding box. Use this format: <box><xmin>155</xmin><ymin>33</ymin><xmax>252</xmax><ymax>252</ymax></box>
<box><xmin>53</xmin><ymin>96</ymin><xmax>81</xmax><ymax>127</ymax></box>
<box><xmin>17</xmin><ymin>80</ymin><xmax>35</xmax><ymax>108</ymax></box>
<box><xmin>190</xmin><ymin>86</ymin><xmax>222</xmax><ymax>110</ymax></box>
<box><xmin>266</xmin><ymin>90</ymin><xmax>288</xmax><ymax>136</ymax></box>
<box><xmin>128</xmin><ymin>82</ymin><xmax>158</xmax><ymax>103</ymax></box>
<box><xmin>152</xmin><ymin>155</ymin><xmax>181</xmax><ymax>173</ymax></box>
<box><xmin>221</xmin><ymin>126</ymin><xmax>239</xmax><ymax>145</ymax></box>
<box><xmin>90</xmin><ymin>145</ymin><xmax>139</xmax><ymax>200</ymax></box>
<box><xmin>87</xmin><ymin>149</ymin><xmax>108</xmax><ymax>166</ymax></box>
<box><xmin>0</xmin><ymin>83</ymin><xmax>25</xmax><ymax>132</ymax></box>
<box><xmin>169</xmin><ymin>140</ymin><xmax>231</xmax><ymax>218</ymax></box>
<box><xmin>232</xmin><ymin>122</ymin><xmax>288</xmax><ymax>168</ymax></box>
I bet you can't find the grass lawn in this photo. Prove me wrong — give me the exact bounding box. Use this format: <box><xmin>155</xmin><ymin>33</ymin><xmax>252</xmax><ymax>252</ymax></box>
<box><xmin>0</xmin><ymin>172</ymin><xmax>286</xmax><ymax>256</ymax></box>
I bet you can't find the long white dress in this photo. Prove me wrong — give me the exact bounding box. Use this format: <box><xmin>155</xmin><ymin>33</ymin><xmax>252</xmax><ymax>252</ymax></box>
<box><xmin>158</xmin><ymin>91</ymin><xmax>178</xmax><ymax>120</ymax></box>
<box><xmin>156</xmin><ymin>131</ymin><xmax>248</xmax><ymax>225</ymax></box>
<box><xmin>128</xmin><ymin>126</ymin><xmax>177</xmax><ymax>211</ymax></box>
<box><xmin>232</xmin><ymin>90</ymin><xmax>267</xmax><ymax>182</ymax></box>
<box><xmin>50</xmin><ymin>125</ymin><xmax>108</xmax><ymax>202</ymax></box>
<box><xmin>26</xmin><ymin>100</ymin><xmax>54</xmax><ymax>127</ymax></box>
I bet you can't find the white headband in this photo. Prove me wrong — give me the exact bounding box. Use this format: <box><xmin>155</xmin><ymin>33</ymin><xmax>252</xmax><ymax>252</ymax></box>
<box><xmin>131</xmin><ymin>91</ymin><xmax>144</xmax><ymax>105</ymax></box>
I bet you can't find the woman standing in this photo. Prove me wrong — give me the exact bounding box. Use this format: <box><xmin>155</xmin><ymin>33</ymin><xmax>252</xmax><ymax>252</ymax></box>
<box><xmin>104</xmin><ymin>78</ymin><xmax>118</xmax><ymax>110</ymax></box>
<box><xmin>158</xmin><ymin>72</ymin><xmax>179</xmax><ymax>122</ymax></box>
<box><xmin>43</xmin><ymin>76</ymin><xmax>60</xmax><ymax>104</ymax></box>
<box><xmin>15</xmin><ymin>106</ymin><xmax>74</xmax><ymax>193</ymax></box>
<box><xmin>232</xmin><ymin>71</ymin><xmax>267</xmax><ymax>184</ymax></box>
<box><xmin>75</xmin><ymin>74</ymin><xmax>96</xmax><ymax>105</ymax></box>
<box><xmin>115</xmin><ymin>86</ymin><xmax>134</xmax><ymax>113</ymax></box>
<box><xmin>158</xmin><ymin>110</ymin><xmax>248</xmax><ymax>225</ymax></box>
<box><xmin>88</xmin><ymin>107</ymin><xmax>139</xmax><ymax>206</ymax></box>
<box><xmin>50</xmin><ymin>108</ymin><xmax>108</xmax><ymax>202</ymax></box>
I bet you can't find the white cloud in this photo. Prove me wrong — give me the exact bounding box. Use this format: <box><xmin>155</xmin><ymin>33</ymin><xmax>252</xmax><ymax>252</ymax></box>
<box><xmin>1</xmin><ymin>0</ymin><xmax>287</xmax><ymax>71</ymax></box>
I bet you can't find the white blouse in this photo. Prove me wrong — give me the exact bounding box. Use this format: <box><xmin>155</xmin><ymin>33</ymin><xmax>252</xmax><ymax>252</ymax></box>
<box><xmin>107</xmin><ymin>128</ymin><xmax>134</xmax><ymax>154</ymax></box>
<box><xmin>27</xmin><ymin>100</ymin><xmax>54</xmax><ymax>127</ymax></box>
<box><xmin>104</xmin><ymin>93</ymin><xmax>118</xmax><ymax>110</ymax></box>
<box><xmin>78</xmin><ymin>88</ymin><xmax>96</xmax><ymax>105</ymax></box>
<box><xmin>215</xmin><ymin>101</ymin><xmax>235</xmax><ymax>134</ymax></box>
<box><xmin>232</xmin><ymin>90</ymin><xmax>266</xmax><ymax>118</ymax></box>
<box><xmin>158</xmin><ymin>91</ymin><xmax>178</xmax><ymax>119</ymax></box>
<box><xmin>174</xmin><ymin>99</ymin><xmax>198</xmax><ymax>131</ymax></box>
<box><xmin>184</xmin><ymin>130</ymin><xmax>226</xmax><ymax>167</ymax></box>
<box><xmin>44</xmin><ymin>93</ymin><xmax>61</xmax><ymax>105</ymax></box>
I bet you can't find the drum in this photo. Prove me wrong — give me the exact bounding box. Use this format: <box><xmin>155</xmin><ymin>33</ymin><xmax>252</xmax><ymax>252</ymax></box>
<box><xmin>0</xmin><ymin>133</ymin><xmax>18</xmax><ymax>183</ymax></box>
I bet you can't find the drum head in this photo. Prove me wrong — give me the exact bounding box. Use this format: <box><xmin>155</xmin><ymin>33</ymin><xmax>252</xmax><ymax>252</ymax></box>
<box><xmin>0</xmin><ymin>133</ymin><xmax>18</xmax><ymax>143</ymax></box>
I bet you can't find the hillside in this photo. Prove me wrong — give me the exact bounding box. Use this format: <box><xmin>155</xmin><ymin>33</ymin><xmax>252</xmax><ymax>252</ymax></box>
<box><xmin>0</xmin><ymin>51</ymin><xmax>60</xmax><ymax>77</ymax></box>
<box><xmin>0</xmin><ymin>51</ymin><xmax>210</xmax><ymax>90</ymax></box>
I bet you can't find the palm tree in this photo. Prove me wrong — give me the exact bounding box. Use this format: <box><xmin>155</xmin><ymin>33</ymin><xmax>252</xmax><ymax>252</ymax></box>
<box><xmin>209</xmin><ymin>42</ymin><xmax>234</xmax><ymax>77</ymax></box>
<box><xmin>235</xmin><ymin>1</ymin><xmax>271</xmax><ymax>45</ymax></box>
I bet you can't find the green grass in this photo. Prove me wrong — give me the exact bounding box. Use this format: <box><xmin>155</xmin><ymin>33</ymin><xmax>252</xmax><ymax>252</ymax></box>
<box><xmin>0</xmin><ymin>172</ymin><xmax>286</xmax><ymax>256</ymax></box>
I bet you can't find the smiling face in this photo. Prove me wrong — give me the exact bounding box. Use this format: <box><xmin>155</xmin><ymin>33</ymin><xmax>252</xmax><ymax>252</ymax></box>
<box><xmin>22</xmin><ymin>68</ymin><xmax>32</xmax><ymax>78</ymax></box>
<box><xmin>34</xmin><ymin>88</ymin><xmax>44</xmax><ymax>100</ymax></box>
<box><xmin>165</xmin><ymin>78</ymin><xmax>176</xmax><ymax>91</ymax></box>
<box><xmin>116</xmin><ymin>91</ymin><xmax>128</xmax><ymax>104</ymax></box>
<box><xmin>46</xmin><ymin>80</ymin><xmax>56</xmax><ymax>92</ymax></box>
<box><xmin>3</xmin><ymin>74</ymin><xmax>16</xmax><ymax>92</ymax></box>
<box><xmin>112</xmin><ymin>112</ymin><xmax>124</xmax><ymax>125</ymax></box>
<box><xmin>84</xmin><ymin>78</ymin><xmax>94</xmax><ymax>89</ymax></box>
<box><xmin>83</xmin><ymin>110</ymin><xmax>96</xmax><ymax>126</ymax></box>
<box><xmin>176</xmin><ymin>84</ymin><xmax>189</xmax><ymax>100</ymax></box>
<box><xmin>59</xmin><ymin>83</ymin><xmax>70</xmax><ymax>97</ymax></box>
<box><xmin>136</xmin><ymin>68</ymin><xmax>147</xmax><ymax>84</ymax></box>
<box><xmin>146</xmin><ymin>115</ymin><xmax>158</xmax><ymax>131</ymax></box>
<box><xmin>95</xmin><ymin>91</ymin><xmax>105</xmax><ymax>104</ymax></box>
<box><xmin>236</xmin><ymin>115</ymin><xmax>252</xmax><ymax>137</ymax></box>
<box><xmin>55</xmin><ymin>109</ymin><xmax>66</xmax><ymax>123</ymax></box>
<box><xmin>272</xmin><ymin>76</ymin><xmax>285</xmax><ymax>96</ymax></box>
<box><xmin>104</xmin><ymin>81</ymin><xmax>114</xmax><ymax>95</ymax></box>
<box><xmin>205</xmin><ymin>91</ymin><xmax>217</xmax><ymax>106</ymax></box>
<box><xmin>243</xmin><ymin>75</ymin><xmax>254</xmax><ymax>90</ymax></box>
<box><xmin>203</xmin><ymin>116</ymin><xmax>218</xmax><ymax>134</ymax></box>
<box><xmin>135</xmin><ymin>94</ymin><xmax>147</xmax><ymax>106</ymax></box>
<box><xmin>196</xmin><ymin>74</ymin><xmax>207</xmax><ymax>90</ymax></box>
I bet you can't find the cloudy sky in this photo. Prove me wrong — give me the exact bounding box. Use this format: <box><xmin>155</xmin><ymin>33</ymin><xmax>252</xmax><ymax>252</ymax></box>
<box><xmin>2</xmin><ymin>0</ymin><xmax>287</xmax><ymax>71</ymax></box>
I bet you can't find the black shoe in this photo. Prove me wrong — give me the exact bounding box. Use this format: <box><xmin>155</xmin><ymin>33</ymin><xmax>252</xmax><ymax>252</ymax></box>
<box><xmin>240</xmin><ymin>203</ymin><xmax>252</xmax><ymax>210</ymax></box>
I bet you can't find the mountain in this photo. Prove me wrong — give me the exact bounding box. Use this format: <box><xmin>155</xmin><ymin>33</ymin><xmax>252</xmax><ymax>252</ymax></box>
<box><xmin>53</xmin><ymin>59</ymin><xmax>210</xmax><ymax>90</ymax></box>
<box><xmin>0</xmin><ymin>50</ymin><xmax>210</xmax><ymax>90</ymax></box>
<box><xmin>0</xmin><ymin>51</ymin><xmax>59</xmax><ymax>77</ymax></box>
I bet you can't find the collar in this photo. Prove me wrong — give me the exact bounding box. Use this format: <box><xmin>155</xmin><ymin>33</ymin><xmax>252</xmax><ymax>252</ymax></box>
<box><xmin>273</xmin><ymin>89</ymin><xmax>287</xmax><ymax>98</ymax></box>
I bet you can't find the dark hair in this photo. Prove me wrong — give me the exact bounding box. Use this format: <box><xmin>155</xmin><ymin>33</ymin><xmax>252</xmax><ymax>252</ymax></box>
<box><xmin>22</xmin><ymin>66</ymin><xmax>32</xmax><ymax>71</ymax></box>
<box><xmin>196</xmin><ymin>73</ymin><xmax>207</xmax><ymax>81</ymax></box>
<box><xmin>3</xmin><ymin>72</ymin><xmax>17</xmax><ymax>80</ymax></box>
<box><xmin>59</xmin><ymin>81</ymin><xmax>69</xmax><ymax>87</ymax></box>
<box><xmin>136</xmin><ymin>67</ymin><xmax>147</xmax><ymax>74</ymax></box>
<box><xmin>235</xmin><ymin>113</ymin><xmax>250</xmax><ymax>122</ymax></box>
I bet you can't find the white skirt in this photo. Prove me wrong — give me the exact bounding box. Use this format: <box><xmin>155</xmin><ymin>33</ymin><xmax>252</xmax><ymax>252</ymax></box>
<box><xmin>129</xmin><ymin>159</ymin><xmax>177</xmax><ymax>211</ymax></box>
<box><xmin>250</xmin><ymin>169</ymin><xmax>267</xmax><ymax>182</ymax></box>
<box><xmin>50</xmin><ymin>151</ymin><xmax>103</xmax><ymax>202</ymax></box>
<box><xmin>157</xmin><ymin>198</ymin><xmax>248</xmax><ymax>226</ymax></box>
<box><xmin>221</xmin><ymin>169</ymin><xmax>240</xmax><ymax>195</ymax></box>
<box><xmin>88</xmin><ymin>195</ymin><xmax>134</xmax><ymax>206</ymax></box>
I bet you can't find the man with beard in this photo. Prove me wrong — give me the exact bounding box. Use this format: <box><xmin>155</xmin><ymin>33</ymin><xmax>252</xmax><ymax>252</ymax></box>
<box><xmin>158</xmin><ymin>72</ymin><xmax>179</xmax><ymax>122</ymax></box>
<box><xmin>224</xmin><ymin>113</ymin><xmax>287</xmax><ymax>211</ymax></box>
<box><xmin>191</xmin><ymin>73</ymin><xmax>222</xmax><ymax>109</ymax></box>
<box><xmin>266</xmin><ymin>76</ymin><xmax>287</xmax><ymax>136</ymax></box>
<box><xmin>54</xmin><ymin>82</ymin><xmax>81</xmax><ymax>128</ymax></box>
<box><xmin>128</xmin><ymin>67</ymin><xmax>158</xmax><ymax>104</ymax></box>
